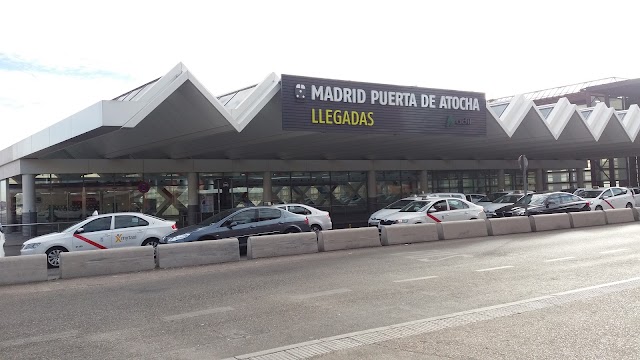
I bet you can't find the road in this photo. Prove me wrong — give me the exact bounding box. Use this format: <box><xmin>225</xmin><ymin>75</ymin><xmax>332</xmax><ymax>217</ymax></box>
<box><xmin>1</xmin><ymin>223</ymin><xmax>640</xmax><ymax>359</ymax></box>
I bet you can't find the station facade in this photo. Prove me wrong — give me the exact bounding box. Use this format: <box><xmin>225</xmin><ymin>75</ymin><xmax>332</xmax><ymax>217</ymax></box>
<box><xmin>1</xmin><ymin>64</ymin><xmax>640</xmax><ymax>229</ymax></box>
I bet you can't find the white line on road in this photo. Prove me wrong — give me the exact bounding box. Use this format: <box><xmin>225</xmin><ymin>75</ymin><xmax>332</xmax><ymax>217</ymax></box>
<box><xmin>0</xmin><ymin>331</ymin><xmax>78</xmax><ymax>348</ymax></box>
<box><xmin>163</xmin><ymin>306</ymin><xmax>234</xmax><ymax>321</ymax></box>
<box><xmin>475</xmin><ymin>266</ymin><xmax>514</xmax><ymax>272</ymax></box>
<box><xmin>393</xmin><ymin>276</ymin><xmax>438</xmax><ymax>283</ymax></box>
<box><xmin>544</xmin><ymin>257</ymin><xmax>576</xmax><ymax>262</ymax></box>
<box><xmin>291</xmin><ymin>288</ymin><xmax>352</xmax><ymax>300</ymax></box>
<box><xmin>599</xmin><ymin>248</ymin><xmax>630</xmax><ymax>254</ymax></box>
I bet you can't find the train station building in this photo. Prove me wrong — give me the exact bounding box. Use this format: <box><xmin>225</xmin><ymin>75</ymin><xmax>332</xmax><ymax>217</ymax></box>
<box><xmin>1</xmin><ymin>63</ymin><xmax>640</xmax><ymax>228</ymax></box>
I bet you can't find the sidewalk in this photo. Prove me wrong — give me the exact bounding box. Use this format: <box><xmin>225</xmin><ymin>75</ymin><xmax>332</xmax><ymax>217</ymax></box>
<box><xmin>3</xmin><ymin>232</ymin><xmax>29</xmax><ymax>256</ymax></box>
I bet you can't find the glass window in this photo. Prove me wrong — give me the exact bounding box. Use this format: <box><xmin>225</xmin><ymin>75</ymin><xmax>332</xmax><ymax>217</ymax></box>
<box><xmin>114</xmin><ymin>215</ymin><xmax>149</xmax><ymax>229</ymax></box>
<box><xmin>601</xmin><ymin>189</ymin><xmax>613</xmax><ymax>198</ymax></box>
<box><xmin>448</xmin><ymin>199</ymin><xmax>469</xmax><ymax>210</ymax></box>
<box><xmin>399</xmin><ymin>201</ymin><xmax>432</xmax><ymax>212</ymax></box>
<box><xmin>288</xmin><ymin>205</ymin><xmax>311</xmax><ymax>215</ymax></box>
<box><xmin>82</xmin><ymin>217</ymin><xmax>112</xmax><ymax>232</ymax></box>
<box><xmin>432</xmin><ymin>200</ymin><xmax>448</xmax><ymax>212</ymax></box>
<box><xmin>259</xmin><ymin>208</ymin><xmax>281</xmax><ymax>221</ymax></box>
<box><xmin>230</xmin><ymin>209</ymin><xmax>258</xmax><ymax>225</ymax></box>
<box><xmin>612</xmin><ymin>188</ymin><xmax>624</xmax><ymax>196</ymax></box>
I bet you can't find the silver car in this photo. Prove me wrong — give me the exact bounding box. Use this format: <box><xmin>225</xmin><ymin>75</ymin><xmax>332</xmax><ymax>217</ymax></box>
<box><xmin>482</xmin><ymin>194</ymin><xmax>526</xmax><ymax>218</ymax></box>
<box><xmin>378</xmin><ymin>198</ymin><xmax>486</xmax><ymax>226</ymax></box>
<box><xmin>274</xmin><ymin>204</ymin><xmax>333</xmax><ymax>232</ymax></box>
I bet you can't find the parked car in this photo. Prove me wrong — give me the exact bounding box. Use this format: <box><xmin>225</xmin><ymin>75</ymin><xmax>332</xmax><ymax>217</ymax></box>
<box><xmin>379</xmin><ymin>198</ymin><xmax>486</xmax><ymax>226</ymax></box>
<box><xmin>573</xmin><ymin>187</ymin><xmax>634</xmax><ymax>210</ymax></box>
<box><xmin>465</xmin><ymin>194</ymin><xmax>488</xmax><ymax>203</ymax></box>
<box><xmin>482</xmin><ymin>194</ymin><xmax>527</xmax><ymax>218</ymax></box>
<box><xmin>368</xmin><ymin>195</ymin><xmax>435</xmax><ymax>226</ymax></box>
<box><xmin>494</xmin><ymin>192</ymin><xmax>590</xmax><ymax>217</ymax></box>
<box><xmin>273</xmin><ymin>203</ymin><xmax>332</xmax><ymax>232</ymax></box>
<box><xmin>21</xmin><ymin>213</ymin><xmax>177</xmax><ymax>268</ymax></box>
<box><xmin>159</xmin><ymin>207</ymin><xmax>311</xmax><ymax>254</ymax></box>
<box><xmin>427</xmin><ymin>192</ymin><xmax>466</xmax><ymax>199</ymax></box>
<box><xmin>627</xmin><ymin>187</ymin><xmax>640</xmax><ymax>207</ymax></box>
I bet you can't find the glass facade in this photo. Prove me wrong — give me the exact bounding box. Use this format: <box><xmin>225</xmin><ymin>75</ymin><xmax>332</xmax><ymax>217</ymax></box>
<box><xmin>431</xmin><ymin>170</ymin><xmax>500</xmax><ymax>194</ymax></box>
<box><xmin>374</xmin><ymin>171</ymin><xmax>420</xmax><ymax>209</ymax></box>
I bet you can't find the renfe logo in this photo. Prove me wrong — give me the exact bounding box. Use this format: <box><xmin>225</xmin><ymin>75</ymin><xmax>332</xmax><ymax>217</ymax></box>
<box><xmin>446</xmin><ymin>116</ymin><xmax>472</xmax><ymax>127</ymax></box>
<box><xmin>295</xmin><ymin>84</ymin><xmax>306</xmax><ymax>101</ymax></box>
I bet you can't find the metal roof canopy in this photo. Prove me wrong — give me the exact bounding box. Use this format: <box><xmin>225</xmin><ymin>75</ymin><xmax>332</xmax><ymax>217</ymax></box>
<box><xmin>2</xmin><ymin>63</ymin><xmax>640</xmax><ymax>177</ymax></box>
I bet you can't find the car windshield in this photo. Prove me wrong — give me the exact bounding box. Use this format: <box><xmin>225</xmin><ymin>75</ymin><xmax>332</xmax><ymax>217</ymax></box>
<box><xmin>493</xmin><ymin>195</ymin><xmax>521</xmax><ymax>203</ymax></box>
<box><xmin>399</xmin><ymin>201</ymin><xmax>432</xmax><ymax>212</ymax></box>
<box><xmin>577</xmin><ymin>190</ymin><xmax>602</xmax><ymax>199</ymax></box>
<box><xmin>514</xmin><ymin>193</ymin><xmax>548</xmax><ymax>205</ymax></box>
<box><xmin>199</xmin><ymin>208</ymin><xmax>238</xmax><ymax>226</ymax></box>
<box><xmin>487</xmin><ymin>192</ymin><xmax>508</xmax><ymax>201</ymax></box>
<box><xmin>61</xmin><ymin>221</ymin><xmax>82</xmax><ymax>233</ymax></box>
<box><xmin>385</xmin><ymin>199</ymin><xmax>415</xmax><ymax>209</ymax></box>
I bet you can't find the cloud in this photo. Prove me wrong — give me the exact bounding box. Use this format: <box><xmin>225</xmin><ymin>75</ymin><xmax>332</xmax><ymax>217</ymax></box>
<box><xmin>0</xmin><ymin>53</ymin><xmax>132</xmax><ymax>80</ymax></box>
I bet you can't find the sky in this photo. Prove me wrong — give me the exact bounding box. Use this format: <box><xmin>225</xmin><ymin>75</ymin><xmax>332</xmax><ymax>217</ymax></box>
<box><xmin>1</xmin><ymin>0</ymin><xmax>640</xmax><ymax>151</ymax></box>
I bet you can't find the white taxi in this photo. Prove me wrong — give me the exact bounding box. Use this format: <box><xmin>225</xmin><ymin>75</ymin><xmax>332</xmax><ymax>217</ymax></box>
<box><xmin>574</xmin><ymin>187</ymin><xmax>635</xmax><ymax>211</ymax></box>
<box><xmin>21</xmin><ymin>212</ymin><xmax>177</xmax><ymax>268</ymax></box>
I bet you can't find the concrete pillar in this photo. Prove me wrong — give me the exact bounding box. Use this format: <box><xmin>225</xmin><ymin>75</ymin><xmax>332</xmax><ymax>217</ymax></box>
<box><xmin>419</xmin><ymin>170</ymin><xmax>428</xmax><ymax>194</ymax></box>
<box><xmin>535</xmin><ymin>169</ymin><xmax>543</xmax><ymax>192</ymax></box>
<box><xmin>4</xmin><ymin>179</ymin><xmax>14</xmax><ymax>232</ymax></box>
<box><xmin>497</xmin><ymin>169</ymin><xmax>506</xmax><ymax>191</ymax></box>
<box><xmin>628</xmin><ymin>157</ymin><xmax>638</xmax><ymax>187</ymax></box>
<box><xmin>187</xmin><ymin>172</ymin><xmax>199</xmax><ymax>226</ymax></box>
<box><xmin>590</xmin><ymin>159</ymin><xmax>601</xmax><ymax>187</ymax></box>
<box><xmin>21</xmin><ymin>174</ymin><xmax>36</xmax><ymax>237</ymax></box>
<box><xmin>576</xmin><ymin>168</ymin><xmax>585</xmax><ymax>188</ymax></box>
<box><xmin>262</xmin><ymin>171</ymin><xmax>272</xmax><ymax>205</ymax></box>
<box><xmin>367</xmin><ymin>170</ymin><xmax>377</xmax><ymax>213</ymax></box>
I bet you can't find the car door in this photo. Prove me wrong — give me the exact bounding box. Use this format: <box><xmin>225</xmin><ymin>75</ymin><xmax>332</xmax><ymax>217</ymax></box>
<box><xmin>258</xmin><ymin>208</ymin><xmax>285</xmax><ymax>235</ymax></box>
<box><xmin>446</xmin><ymin>199</ymin><xmax>470</xmax><ymax>221</ymax></box>
<box><xmin>426</xmin><ymin>200</ymin><xmax>449</xmax><ymax>222</ymax></box>
<box><xmin>112</xmin><ymin>215</ymin><xmax>149</xmax><ymax>248</ymax></box>
<box><xmin>611</xmin><ymin>187</ymin><xmax>631</xmax><ymax>208</ymax></box>
<box><xmin>71</xmin><ymin>216</ymin><xmax>113</xmax><ymax>251</ymax></box>
<box><xmin>223</xmin><ymin>208</ymin><xmax>260</xmax><ymax>240</ymax></box>
<box><xmin>544</xmin><ymin>194</ymin><xmax>563</xmax><ymax>213</ymax></box>
<box><xmin>599</xmin><ymin>189</ymin><xmax>614</xmax><ymax>209</ymax></box>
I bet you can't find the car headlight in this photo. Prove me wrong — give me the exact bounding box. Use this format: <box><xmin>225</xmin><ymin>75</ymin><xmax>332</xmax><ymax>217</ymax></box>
<box><xmin>166</xmin><ymin>233</ymin><xmax>191</xmax><ymax>242</ymax></box>
<box><xmin>589</xmin><ymin>201</ymin><xmax>594</xmax><ymax>205</ymax></box>
<box><xmin>22</xmin><ymin>243</ymin><xmax>41</xmax><ymax>250</ymax></box>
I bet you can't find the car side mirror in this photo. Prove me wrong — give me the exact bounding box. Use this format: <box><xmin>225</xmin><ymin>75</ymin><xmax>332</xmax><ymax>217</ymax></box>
<box><xmin>227</xmin><ymin>221</ymin><xmax>238</xmax><ymax>228</ymax></box>
<box><xmin>427</xmin><ymin>207</ymin><xmax>437</xmax><ymax>213</ymax></box>
<box><xmin>75</xmin><ymin>228</ymin><xmax>84</xmax><ymax>234</ymax></box>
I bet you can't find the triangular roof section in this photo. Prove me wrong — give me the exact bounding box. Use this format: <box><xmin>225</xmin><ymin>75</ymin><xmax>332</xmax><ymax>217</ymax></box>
<box><xmin>619</xmin><ymin>105</ymin><xmax>640</xmax><ymax>142</ymax></box>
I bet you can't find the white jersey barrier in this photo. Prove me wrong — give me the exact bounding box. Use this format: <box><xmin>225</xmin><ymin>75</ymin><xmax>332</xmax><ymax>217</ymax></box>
<box><xmin>247</xmin><ymin>233</ymin><xmax>318</xmax><ymax>260</ymax></box>
<box><xmin>156</xmin><ymin>238</ymin><xmax>240</xmax><ymax>268</ymax></box>
<box><xmin>318</xmin><ymin>228</ymin><xmax>380</xmax><ymax>252</ymax></box>
<box><xmin>0</xmin><ymin>255</ymin><xmax>48</xmax><ymax>286</ymax></box>
<box><xmin>569</xmin><ymin>211</ymin><xmax>607</xmax><ymax>228</ymax></box>
<box><xmin>603</xmin><ymin>208</ymin><xmax>635</xmax><ymax>224</ymax></box>
<box><xmin>380</xmin><ymin>223</ymin><xmax>439</xmax><ymax>246</ymax></box>
<box><xmin>60</xmin><ymin>246</ymin><xmax>155</xmax><ymax>279</ymax></box>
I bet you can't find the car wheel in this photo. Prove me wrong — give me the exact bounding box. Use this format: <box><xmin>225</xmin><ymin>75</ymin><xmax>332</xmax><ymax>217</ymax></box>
<box><xmin>284</xmin><ymin>227</ymin><xmax>301</xmax><ymax>234</ymax></box>
<box><xmin>45</xmin><ymin>246</ymin><xmax>67</xmax><ymax>268</ymax></box>
<box><xmin>310</xmin><ymin>224</ymin><xmax>322</xmax><ymax>233</ymax></box>
<box><xmin>626</xmin><ymin>203</ymin><xmax>633</xmax><ymax>208</ymax></box>
<box><xmin>595</xmin><ymin>205</ymin><xmax>603</xmax><ymax>211</ymax></box>
<box><xmin>141</xmin><ymin>238</ymin><xmax>159</xmax><ymax>247</ymax></box>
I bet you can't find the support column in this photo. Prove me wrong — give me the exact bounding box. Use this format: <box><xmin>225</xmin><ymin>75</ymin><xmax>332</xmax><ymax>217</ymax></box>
<box><xmin>535</xmin><ymin>169</ymin><xmax>543</xmax><ymax>192</ymax></box>
<box><xmin>21</xmin><ymin>174</ymin><xmax>36</xmax><ymax>237</ymax></box>
<box><xmin>187</xmin><ymin>172</ymin><xmax>199</xmax><ymax>226</ymax></box>
<box><xmin>608</xmin><ymin>158</ymin><xmax>616</xmax><ymax>187</ymax></box>
<box><xmin>576</xmin><ymin>168</ymin><xmax>585</xmax><ymax>188</ymax></box>
<box><xmin>367</xmin><ymin>170</ymin><xmax>377</xmax><ymax>213</ymax></box>
<box><xmin>419</xmin><ymin>170</ymin><xmax>428</xmax><ymax>194</ymax></box>
<box><xmin>497</xmin><ymin>169</ymin><xmax>506</xmax><ymax>191</ymax></box>
<box><xmin>4</xmin><ymin>179</ymin><xmax>14</xmax><ymax>233</ymax></box>
<box><xmin>628</xmin><ymin>157</ymin><xmax>638</xmax><ymax>187</ymax></box>
<box><xmin>262</xmin><ymin>171</ymin><xmax>272</xmax><ymax>206</ymax></box>
<box><xmin>590</xmin><ymin>159</ymin><xmax>600</xmax><ymax>187</ymax></box>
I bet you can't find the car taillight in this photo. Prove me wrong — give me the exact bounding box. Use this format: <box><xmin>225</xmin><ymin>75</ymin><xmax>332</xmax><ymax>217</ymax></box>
<box><xmin>305</xmin><ymin>217</ymin><xmax>309</xmax><ymax>225</ymax></box>
<box><xmin>172</xmin><ymin>223</ymin><xmax>177</xmax><ymax>230</ymax></box>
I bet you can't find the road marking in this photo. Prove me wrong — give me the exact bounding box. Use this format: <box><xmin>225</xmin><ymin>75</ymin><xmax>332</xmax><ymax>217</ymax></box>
<box><xmin>599</xmin><ymin>248</ymin><xmax>629</xmax><ymax>254</ymax></box>
<box><xmin>544</xmin><ymin>257</ymin><xmax>576</xmax><ymax>262</ymax></box>
<box><xmin>233</xmin><ymin>276</ymin><xmax>640</xmax><ymax>360</ymax></box>
<box><xmin>163</xmin><ymin>306</ymin><xmax>234</xmax><ymax>321</ymax></box>
<box><xmin>418</xmin><ymin>254</ymin><xmax>472</xmax><ymax>262</ymax></box>
<box><xmin>393</xmin><ymin>276</ymin><xmax>438</xmax><ymax>283</ymax></box>
<box><xmin>291</xmin><ymin>288</ymin><xmax>351</xmax><ymax>300</ymax></box>
<box><xmin>475</xmin><ymin>266</ymin><xmax>514</xmax><ymax>272</ymax></box>
<box><xmin>0</xmin><ymin>331</ymin><xmax>78</xmax><ymax>348</ymax></box>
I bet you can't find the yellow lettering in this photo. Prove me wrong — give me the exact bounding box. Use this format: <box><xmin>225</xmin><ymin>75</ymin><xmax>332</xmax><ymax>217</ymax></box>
<box><xmin>342</xmin><ymin>111</ymin><xmax>350</xmax><ymax>125</ymax></box>
<box><xmin>350</xmin><ymin>111</ymin><xmax>359</xmax><ymax>125</ymax></box>
<box><xmin>319</xmin><ymin>109</ymin><xmax>325</xmax><ymax>124</ymax></box>
<box><xmin>312</xmin><ymin>109</ymin><xmax>318</xmax><ymax>123</ymax></box>
<box><xmin>334</xmin><ymin>110</ymin><xmax>342</xmax><ymax>124</ymax></box>
<box><xmin>326</xmin><ymin>109</ymin><xmax>333</xmax><ymax>124</ymax></box>
<box><xmin>357</xmin><ymin>112</ymin><xmax>367</xmax><ymax>126</ymax></box>
<box><xmin>367</xmin><ymin>112</ymin><xmax>374</xmax><ymax>126</ymax></box>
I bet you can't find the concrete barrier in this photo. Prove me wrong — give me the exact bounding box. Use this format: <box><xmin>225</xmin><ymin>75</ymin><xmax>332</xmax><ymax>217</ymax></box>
<box><xmin>437</xmin><ymin>219</ymin><xmax>488</xmax><ymax>240</ymax></box>
<box><xmin>530</xmin><ymin>213</ymin><xmax>571</xmax><ymax>232</ymax></box>
<box><xmin>247</xmin><ymin>233</ymin><xmax>318</xmax><ymax>259</ymax></box>
<box><xmin>157</xmin><ymin>238</ymin><xmax>240</xmax><ymax>268</ymax></box>
<box><xmin>569</xmin><ymin>211</ymin><xmax>607</xmax><ymax>228</ymax></box>
<box><xmin>380</xmin><ymin>224</ymin><xmax>439</xmax><ymax>246</ymax></box>
<box><xmin>0</xmin><ymin>255</ymin><xmax>48</xmax><ymax>286</ymax></box>
<box><xmin>60</xmin><ymin>246</ymin><xmax>155</xmax><ymax>279</ymax></box>
<box><xmin>604</xmin><ymin>208</ymin><xmax>635</xmax><ymax>224</ymax></box>
<box><xmin>633</xmin><ymin>208</ymin><xmax>640</xmax><ymax>221</ymax></box>
<box><xmin>487</xmin><ymin>217</ymin><xmax>532</xmax><ymax>236</ymax></box>
<box><xmin>318</xmin><ymin>227</ymin><xmax>380</xmax><ymax>252</ymax></box>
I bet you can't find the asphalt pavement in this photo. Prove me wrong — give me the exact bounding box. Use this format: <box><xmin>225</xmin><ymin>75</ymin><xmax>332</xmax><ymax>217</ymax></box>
<box><xmin>1</xmin><ymin>223</ymin><xmax>640</xmax><ymax>359</ymax></box>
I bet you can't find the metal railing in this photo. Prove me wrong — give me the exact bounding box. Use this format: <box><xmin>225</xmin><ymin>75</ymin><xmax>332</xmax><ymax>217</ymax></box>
<box><xmin>2</xmin><ymin>221</ymin><xmax>80</xmax><ymax>238</ymax></box>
